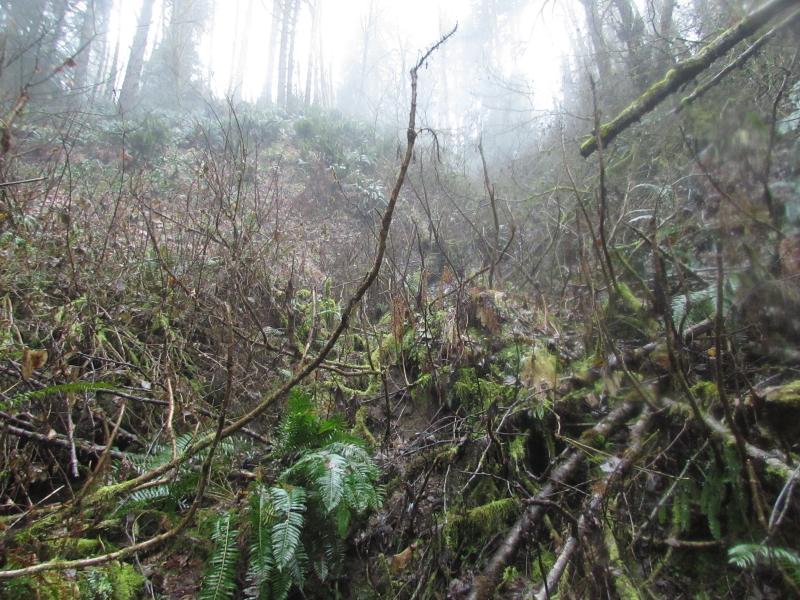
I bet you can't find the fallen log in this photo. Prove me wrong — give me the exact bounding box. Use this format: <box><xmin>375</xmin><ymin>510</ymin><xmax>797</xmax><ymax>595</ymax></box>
<box><xmin>579</xmin><ymin>0</ymin><xmax>797</xmax><ymax>157</ymax></box>
<box><xmin>531</xmin><ymin>407</ymin><xmax>655</xmax><ymax>599</ymax></box>
<box><xmin>467</xmin><ymin>400</ymin><xmax>641</xmax><ymax>600</ymax></box>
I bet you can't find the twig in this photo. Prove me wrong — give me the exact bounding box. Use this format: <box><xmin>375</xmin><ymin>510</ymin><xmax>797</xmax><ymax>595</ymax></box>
<box><xmin>663</xmin><ymin>398</ymin><xmax>793</xmax><ymax>478</ymax></box>
<box><xmin>0</xmin><ymin>176</ymin><xmax>47</xmax><ymax>188</ymax></box>
<box><xmin>165</xmin><ymin>376</ymin><xmax>177</xmax><ymax>461</ymax></box>
<box><xmin>530</xmin><ymin>407</ymin><xmax>654</xmax><ymax>599</ymax></box>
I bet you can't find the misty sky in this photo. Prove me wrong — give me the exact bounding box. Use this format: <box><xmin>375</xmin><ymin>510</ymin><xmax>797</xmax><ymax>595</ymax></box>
<box><xmin>110</xmin><ymin>0</ymin><xmax>572</xmax><ymax>109</ymax></box>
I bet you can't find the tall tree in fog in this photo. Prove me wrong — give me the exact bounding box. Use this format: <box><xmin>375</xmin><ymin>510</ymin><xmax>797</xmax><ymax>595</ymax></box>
<box><xmin>118</xmin><ymin>0</ymin><xmax>157</xmax><ymax>113</ymax></box>
<box><xmin>0</xmin><ymin>0</ymin><xmax>66</xmax><ymax>98</ymax></box>
<box><xmin>610</xmin><ymin>0</ymin><xmax>648</xmax><ymax>90</ymax></box>
<box><xmin>143</xmin><ymin>0</ymin><xmax>211</xmax><ymax>109</ymax></box>
<box><xmin>284</xmin><ymin>0</ymin><xmax>301</xmax><ymax>109</ymax></box>
<box><xmin>103</xmin><ymin>9</ymin><xmax>122</xmax><ymax>101</ymax></box>
<box><xmin>260</xmin><ymin>0</ymin><xmax>283</xmax><ymax>104</ymax></box>
<box><xmin>86</xmin><ymin>0</ymin><xmax>115</xmax><ymax>105</ymax></box>
<box><xmin>73</xmin><ymin>2</ymin><xmax>97</xmax><ymax>95</ymax></box>
<box><xmin>70</xmin><ymin>0</ymin><xmax>114</xmax><ymax>105</ymax></box>
<box><xmin>276</xmin><ymin>0</ymin><xmax>300</xmax><ymax>109</ymax></box>
<box><xmin>229</xmin><ymin>0</ymin><xmax>254</xmax><ymax>102</ymax></box>
<box><xmin>578</xmin><ymin>0</ymin><xmax>612</xmax><ymax>85</ymax></box>
<box><xmin>303</xmin><ymin>0</ymin><xmax>320</xmax><ymax>106</ymax></box>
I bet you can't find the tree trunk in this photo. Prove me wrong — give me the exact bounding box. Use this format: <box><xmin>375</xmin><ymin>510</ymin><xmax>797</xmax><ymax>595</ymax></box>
<box><xmin>359</xmin><ymin>0</ymin><xmax>376</xmax><ymax>101</ymax></box>
<box><xmin>73</xmin><ymin>1</ymin><xmax>97</xmax><ymax>95</ymax></box>
<box><xmin>103</xmin><ymin>18</ymin><xmax>121</xmax><ymax>101</ymax></box>
<box><xmin>227</xmin><ymin>0</ymin><xmax>242</xmax><ymax>97</ymax></box>
<box><xmin>260</xmin><ymin>0</ymin><xmax>282</xmax><ymax>104</ymax></box>
<box><xmin>284</xmin><ymin>0</ymin><xmax>301</xmax><ymax>110</ymax></box>
<box><xmin>579</xmin><ymin>0</ymin><xmax>612</xmax><ymax>85</ymax></box>
<box><xmin>276</xmin><ymin>0</ymin><xmax>291</xmax><ymax>108</ymax></box>
<box><xmin>580</xmin><ymin>0</ymin><xmax>798</xmax><ymax>157</ymax></box>
<box><xmin>89</xmin><ymin>0</ymin><xmax>114</xmax><ymax>105</ymax></box>
<box><xmin>314</xmin><ymin>5</ymin><xmax>326</xmax><ymax>107</ymax></box>
<box><xmin>118</xmin><ymin>0</ymin><xmax>157</xmax><ymax>113</ymax></box>
<box><xmin>612</xmin><ymin>0</ymin><xmax>648</xmax><ymax>89</ymax></box>
<box><xmin>303</xmin><ymin>0</ymin><xmax>319</xmax><ymax>106</ymax></box>
<box><xmin>230</xmin><ymin>0</ymin><xmax>254</xmax><ymax>102</ymax></box>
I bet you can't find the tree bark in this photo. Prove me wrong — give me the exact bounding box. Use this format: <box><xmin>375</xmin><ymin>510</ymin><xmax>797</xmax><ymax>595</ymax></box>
<box><xmin>260</xmin><ymin>0</ymin><xmax>282</xmax><ymax>104</ymax></box>
<box><xmin>73</xmin><ymin>0</ymin><xmax>97</xmax><ymax>94</ymax></box>
<box><xmin>118</xmin><ymin>0</ymin><xmax>157</xmax><ymax>113</ymax></box>
<box><xmin>303</xmin><ymin>0</ymin><xmax>319</xmax><ymax>106</ymax></box>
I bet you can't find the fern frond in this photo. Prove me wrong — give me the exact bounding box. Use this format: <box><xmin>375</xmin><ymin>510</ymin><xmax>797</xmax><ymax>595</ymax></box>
<box><xmin>729</xmin><ymin>543</ymin><xmax>800</xmax><ymax>581</ymax></box>
<box><xmin>334</xmin><ymin>504</ymin><xmax>351</xmax><ymax>538</ymax></box>
<box><xmin>269</xmin><ymin>566</ymin><xmax>293</xmax><ymax>600</ymax></box>
<box><xmin>271</xmin><ymin>487</ymin><xmax>306</xmax><ymax>570</ymax></box>
<box><xmin>244</xmin><ymin>485</ymin><xmax>277</xmax><ymax>599</ymax></box>
<box><xmin>274</xmin><ymin>390</ymin><xmax>361</xmax><ymax>455</ymax></box>
<box><xmin>3</xmin><ymin>381</ymin><xmax>120</xmax><ymax>409</ymax></box>
<box><xmin>199</xmin><ymin>511</ymin><xmax>240</xmax><ymax>600</ymax></box>
<box><xmin>318</xmin><ymin>453</ymin><xmax>346</xmax><ymax>512</ymax></box>
<box><xmin>122</xmin><ymin>484</ymin><xmax>172</xmax><ymax>508</ymax></box>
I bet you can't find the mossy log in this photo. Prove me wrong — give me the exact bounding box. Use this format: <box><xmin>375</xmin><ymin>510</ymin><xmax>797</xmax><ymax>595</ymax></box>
<box><xmin>580</xmin><ymin>0</ymin><xmax>797</xmax><ymax>158</ymax></box>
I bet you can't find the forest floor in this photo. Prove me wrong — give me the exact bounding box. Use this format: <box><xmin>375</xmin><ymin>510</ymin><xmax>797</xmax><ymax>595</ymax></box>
<box><xmin>0</xmin><ymin>102</ymin><xmax>799</xmax><ymax>600</ymax></box>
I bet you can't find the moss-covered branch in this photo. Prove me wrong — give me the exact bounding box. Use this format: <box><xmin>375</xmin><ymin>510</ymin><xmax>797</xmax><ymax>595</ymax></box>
<box><xmin>580</xmin><ymin>0</ymin><xmax>797</xmax><ymax>158</ymax></box>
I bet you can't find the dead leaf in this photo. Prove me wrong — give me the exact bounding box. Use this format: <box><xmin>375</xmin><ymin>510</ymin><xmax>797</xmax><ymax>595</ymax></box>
<box><xmin>21</xmin><ymin>348</ymin><xmax>47</xmax><ymax>379</ymax></box>
<box><xmin>390</xmin><ymin>545</ymin><xmax>414</xmax><ymax>575</ymax></box>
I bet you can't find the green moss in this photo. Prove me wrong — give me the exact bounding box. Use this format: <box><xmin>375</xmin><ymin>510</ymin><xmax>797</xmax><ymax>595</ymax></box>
<box><xmin>371</xmin><ymin>328</ymin><xmax>416</xmax><ymax>366</ymax></box>
<box><xmin>690</xmin><ymin>380</ymin><xmax>719</xmax><ymax>405</ymax></box>
<box><xmin>508</xmin><ymin>435</ymin><xmax>526</xmax><ymax>463</ymax></box>
<box><xmin>451</xmin><ymin>367</ymin><xmax>478</xmax><ymax>407</ymax></box>
<box><xmin>107</xmin><ymin>562</ymin><xmax>145</xmax><ymax>600</ymax></box>
<box><xmin>449</xmin><ymin>367</ymin><xmax>515</xmax><ymax>411</ymax></box>
<box><xmin>570</xmin><ymin>355</ymin><xmax>596</xmax><ymax>384</ymax></box>
<box><xmin>444</xmin><ymin>498</ymin><xmax>520</xmax><ymax>549</ymax></box>
<box><xmin>63</xmin><ymin>537</ymin><xmax>103</xmax><ymax>559</ymax></box>
<box><xmin>328</xmin><ymin>374</ymin><xmax>380</xmax><ymax>398</ymax></box>
<box><xmin>1</xmin><ymin>570</ymin><xmax>78</xmax><ymax>600</ymax></box>
<box><xmin>497</xmin><ymin>342</ymin><xmax>525</xmax><ymax>370</ymax></box>
<box><xmin>79</xmin><ymin>562</ymin><xmax>144</xmax><ymax>600</ymax></box>
<box><xmin>529</xmin><ymin>547</ymin><xmax>556</xmax><ymax>582</ymax></box>
<box><xmin>604</xmin><ymin>526</ymin><xmax>641</xmax><ymax>599</ymax></box>
<box><xmin>351</xmin><ymin>406</ymin><xmax>377</xmax><ymax>448</ymax></box>
<box><xmin>520</xmin><ymin>345</ymin><xmax>557</xmax><ymax>389</ymax></box>
<box><xmin>616</xmin><ymin>281</ymin><xmax>644</xmax><ymax>313</ymax></box>
<box><xmin>405</xmin><ymin>444</ymin><xmax>460</xmax><ymax>479</ymax></box>
<box><xmin>765</xmin><ymin>380</ymin><xmax>800</xmax><ymax>405</ymax></box>
<box><xmin>410</xmin><ymin>372</ymin><xmax>434</xmax><ymax>400</ymax></box>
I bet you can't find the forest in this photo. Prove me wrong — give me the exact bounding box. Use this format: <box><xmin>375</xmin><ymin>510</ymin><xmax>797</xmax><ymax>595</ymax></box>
<box><xmin>0</xmin><ymin>0</ymin><xmax>799</xmax><ymax>598</ymax></box>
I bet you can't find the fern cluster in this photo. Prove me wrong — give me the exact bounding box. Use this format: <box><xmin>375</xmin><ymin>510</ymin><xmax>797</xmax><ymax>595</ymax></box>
<box><xmin>663</xmin><ymin>446</ymin><xmax>747</xmax><ymax>540</ymax></box>
<box><xmin>198</xmin><ymin>390</ymin><xmax>383</xmax><ymax>600</ymax></box>
<box><xmin>116</xmin><ymin>433</ymin><xmax>235</xmax><ymax>513</ymax></box>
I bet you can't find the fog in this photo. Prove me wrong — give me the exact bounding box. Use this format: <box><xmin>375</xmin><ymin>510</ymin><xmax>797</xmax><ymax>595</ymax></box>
<box><xmin>101</xmin><ymin>0</ymin><xmax>573</xmax><ymax>155</ymax></box>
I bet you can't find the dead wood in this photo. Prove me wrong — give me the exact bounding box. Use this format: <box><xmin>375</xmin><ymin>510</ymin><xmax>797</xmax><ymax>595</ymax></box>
<box><xmin>467</xmin><ymin>400</ymin><xmax>641</xmax><ymax>600</ymax></box>
<box><xmin>580</xmin><ymin>0</ymin><xmax>797</xmax><ymax>158</ymax></box>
